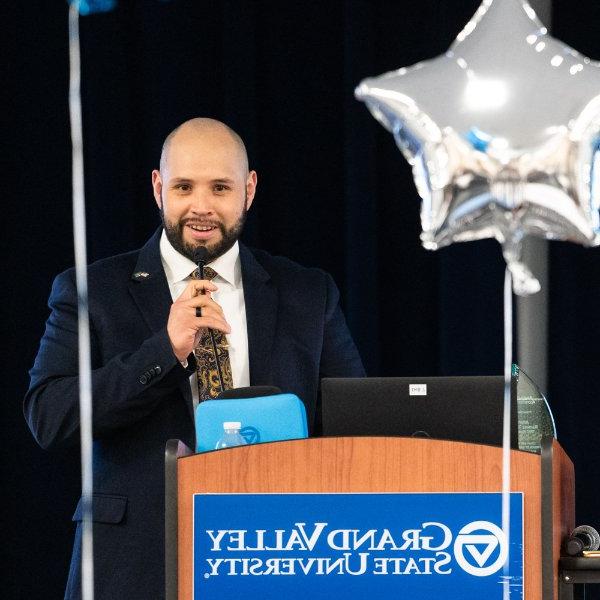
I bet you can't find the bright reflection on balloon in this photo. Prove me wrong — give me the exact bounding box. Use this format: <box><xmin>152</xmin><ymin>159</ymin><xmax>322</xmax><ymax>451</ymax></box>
<box><xmin>464</xmin><ymin>78</ymin><xmax>508</xmax><ymax>111</ymax></box>
<box><xmin>356</xmin><ymin>0</ymin><xmax>600</xmax><ymax>295</ymax></box>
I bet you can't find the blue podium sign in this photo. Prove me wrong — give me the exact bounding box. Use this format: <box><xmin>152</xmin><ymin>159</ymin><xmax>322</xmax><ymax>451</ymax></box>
<box><xmin>193</xmin><ymin>492</ymin><xmax>523</xmax><ymax>599</ymax></box>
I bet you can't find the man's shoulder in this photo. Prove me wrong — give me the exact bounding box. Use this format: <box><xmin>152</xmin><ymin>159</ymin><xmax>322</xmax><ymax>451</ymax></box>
<box><xmin>51</xmin><ymin>246</ymin><xmax>149</xmax><ymax>300</ymax></box>
<box><xmin>243</xmin><ymin>246</ymin><xmax>333</xmax><ymax>286</ymax></box>
<box><xmin>92</xmin><ymin>247</ymin><xmax>143</xmax><ymax>275</ymax></box>
<box><xmin>56</xmin><ymin>248</ymin><xmax>142</xmax><ymax>282</ymax></box>
<box><xmin>55</xmin><ymin>230</ymin><xmax>162</xmax><ymax>288</ymax></box>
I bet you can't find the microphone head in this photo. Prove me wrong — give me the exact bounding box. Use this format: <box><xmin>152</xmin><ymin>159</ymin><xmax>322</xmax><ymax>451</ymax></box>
<box><xmin>193</xmin><ymin>246</ymin><xmax>209</xmax><ymax>266</ymax></box>
<box><xmin>573</xmin><ymin>525</ymin><xmax>600</xmax><ymax>551</ymax></box>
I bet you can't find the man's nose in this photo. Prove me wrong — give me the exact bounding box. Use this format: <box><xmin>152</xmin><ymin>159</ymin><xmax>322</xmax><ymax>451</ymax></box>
<box><xmin>189</xmin><ymin>191</ymin><xmax>214</xmax><ymax>214</ymax></box>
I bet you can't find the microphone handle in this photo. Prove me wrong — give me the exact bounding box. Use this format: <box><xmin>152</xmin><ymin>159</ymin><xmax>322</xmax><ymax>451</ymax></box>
<box><xmin>198</xmin><ymin>262</ymin><xmax>226</xmax><ymax>393</ymax></box>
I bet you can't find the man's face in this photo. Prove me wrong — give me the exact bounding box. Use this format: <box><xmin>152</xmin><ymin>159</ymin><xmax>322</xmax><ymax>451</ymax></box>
<box><xmin>152</xmin><ymin>127</ymin><xmax>257</xmax><ymax>263</ymax></box>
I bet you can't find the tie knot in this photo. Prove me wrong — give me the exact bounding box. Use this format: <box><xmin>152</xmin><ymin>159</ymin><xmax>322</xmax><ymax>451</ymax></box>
<box><xmin>192</xmin><ymin>266</ymin><xmax>218</xmax><ymax>281</ymax></box>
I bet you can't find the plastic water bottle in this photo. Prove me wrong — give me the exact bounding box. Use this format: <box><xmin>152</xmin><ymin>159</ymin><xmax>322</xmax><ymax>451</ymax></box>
<box><xmin>215</xmin><ymin>422</ymin><xmax>247</xmax><ymax>449</ymax></box>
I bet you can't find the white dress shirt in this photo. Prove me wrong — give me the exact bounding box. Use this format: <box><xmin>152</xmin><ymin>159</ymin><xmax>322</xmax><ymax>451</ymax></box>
<box><xmin>159</xmin><ymin>231</ymin><xmax>250</xmax><ymax>407</ymax></box>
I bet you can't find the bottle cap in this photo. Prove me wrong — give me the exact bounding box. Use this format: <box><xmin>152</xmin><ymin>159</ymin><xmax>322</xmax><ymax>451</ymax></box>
<box><xmin>223</xmin><ymin>421</ymin><xmax>241</xmax><ymax>430</ymax></box>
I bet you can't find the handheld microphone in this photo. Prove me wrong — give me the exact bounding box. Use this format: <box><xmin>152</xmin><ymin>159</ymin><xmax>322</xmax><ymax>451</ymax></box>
<box><xmin>193</xmin><ymin>247</ymin><xmax>209</xmax><ymax>279</ymax></box>
<box><xmin>564</xmin><ymin>525</ymin><xmax>600</xmax><ymax>556</ymax></box>
<box><xmin>193</xmin><ymin>247</ymin><xmax>225</xmax><ymax>393</ymax></box>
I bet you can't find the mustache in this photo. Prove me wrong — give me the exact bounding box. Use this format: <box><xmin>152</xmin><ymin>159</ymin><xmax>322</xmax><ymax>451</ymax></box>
<box><xmin>180</xmin><ymin>218</ymin><xmax>223</xmax><ymax>228</ymax></box>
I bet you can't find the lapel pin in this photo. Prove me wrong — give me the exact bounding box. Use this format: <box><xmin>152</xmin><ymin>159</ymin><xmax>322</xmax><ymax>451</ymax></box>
<box><xmin>132</xmin><ymin>271</ymin><xmax>151</xmax><ymax>281</ymax></box>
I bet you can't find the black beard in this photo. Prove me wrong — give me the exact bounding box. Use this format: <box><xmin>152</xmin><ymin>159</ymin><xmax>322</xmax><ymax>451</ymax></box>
<box><xmin>161</xmin><ymin>206</ymin><xmax>247</xmax><ymax>263</ymax></box>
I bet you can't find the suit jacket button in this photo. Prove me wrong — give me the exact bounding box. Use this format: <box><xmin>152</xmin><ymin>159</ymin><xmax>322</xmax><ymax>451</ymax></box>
<box><xmin>154</xmin><ymin>365</ymin><xmax>162</xmax><ymax>375</ymax></box>
<box><xmin>139</xmin><ymin>374</ymin><xmax>148</xmax><ymax>385</ymax></box>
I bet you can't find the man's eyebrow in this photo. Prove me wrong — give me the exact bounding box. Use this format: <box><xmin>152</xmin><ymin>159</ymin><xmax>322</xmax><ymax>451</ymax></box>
<box><xmin>167</xmin><ymin>176</ymin><xmax>236</xmax><ymax>186</ymax></box>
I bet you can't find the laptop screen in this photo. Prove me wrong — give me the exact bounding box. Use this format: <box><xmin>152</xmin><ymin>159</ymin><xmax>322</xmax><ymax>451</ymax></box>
<box><xmin>320</xmin><ymin>376</ymin><xmax>518</xmax><ymax>448</ymax></box>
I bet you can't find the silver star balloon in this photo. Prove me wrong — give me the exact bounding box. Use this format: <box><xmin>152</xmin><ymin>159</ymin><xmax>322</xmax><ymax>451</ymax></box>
<box><xmin>356</xmin><ymin>0</ymin><xmax>600</xmax><ymax>295</ymax></box>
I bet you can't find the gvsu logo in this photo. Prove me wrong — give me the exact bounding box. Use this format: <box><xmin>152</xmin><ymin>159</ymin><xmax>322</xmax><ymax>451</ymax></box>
<box><xmin>453</xmin><ymin>521</ymin><xmax>508</xmax><ymax>576</ymax></box>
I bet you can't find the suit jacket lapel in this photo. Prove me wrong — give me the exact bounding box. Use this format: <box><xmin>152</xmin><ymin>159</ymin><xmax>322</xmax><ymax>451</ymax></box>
<box><xmin>128</xmin><ymin>229</ymin><xmax>172</xmax><ymax>333</ymax></box>
<box><xmin>240</xmin><ymin>244</ymin><xmax>278</xmax><ymax>387</ymax></box>
<box><xmin>128</xmin><ymin>229</ymin><xmax>195</xmax><ymax>420</ymax></box>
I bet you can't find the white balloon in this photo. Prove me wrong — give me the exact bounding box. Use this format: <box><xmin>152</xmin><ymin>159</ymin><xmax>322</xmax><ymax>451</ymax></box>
<box><xmin>356</xmin><ymin>0</ymin><xmax>600</xmax><ymax>295</ymax></box>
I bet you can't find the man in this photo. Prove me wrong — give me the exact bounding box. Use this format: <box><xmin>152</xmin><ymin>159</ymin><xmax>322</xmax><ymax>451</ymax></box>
<box><xmin>25</xmin><ymin>118</ymin><xmax>365</xmax><ymax>599</ymax></box>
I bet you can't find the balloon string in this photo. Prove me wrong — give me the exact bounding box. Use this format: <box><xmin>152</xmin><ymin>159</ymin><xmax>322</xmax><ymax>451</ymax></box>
<box><xmin>501</xmin><ymin>267</ymin><xmax>512</xmax><ymax>599</ymax></box>
<box><xmin>69</xmin><ymin>3</ymin><xmax>95</xmax><ymax>600</ymax></box>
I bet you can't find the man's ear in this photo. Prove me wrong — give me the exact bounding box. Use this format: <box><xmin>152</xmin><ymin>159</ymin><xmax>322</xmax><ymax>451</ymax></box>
<box><xmin>245</xmin><ymin>170</ymin><xmax>258</xmax><ymax>210</ymax></box>
<box><xmin>151</xmin><ymin>170</ymin><xmax>163</xmax><ymax>209</ymax></box>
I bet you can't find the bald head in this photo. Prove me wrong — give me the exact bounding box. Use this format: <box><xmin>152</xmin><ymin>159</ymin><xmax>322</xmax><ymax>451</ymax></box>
<box><xmin>159</xmin><ymin>118</ymin><xmax>249</xmax><ymax>174</ymax></box>
<box><xmin>151</xmin><ymin>117</ymin><xmax>258</xmax><ymax>263</ymax></box>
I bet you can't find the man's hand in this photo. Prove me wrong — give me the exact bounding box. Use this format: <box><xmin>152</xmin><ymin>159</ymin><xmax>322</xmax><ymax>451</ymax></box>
<box><xmin>167</xmin><ymin>280</ymin><xmax>231</xmax><ymax>362</ymax></box>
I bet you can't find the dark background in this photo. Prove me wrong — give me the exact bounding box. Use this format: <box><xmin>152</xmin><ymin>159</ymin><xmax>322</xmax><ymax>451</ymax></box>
<box><xmin>4</xmin><ymin>1</ymin><xmax>600</xmax><ymax>597</ymax></box>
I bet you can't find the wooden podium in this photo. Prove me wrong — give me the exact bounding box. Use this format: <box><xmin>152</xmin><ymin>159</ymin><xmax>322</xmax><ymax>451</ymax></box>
<box><xmin>165</xmin><ymin>436</ymin><xmax>574</xmax><ymax>600</ymax></box>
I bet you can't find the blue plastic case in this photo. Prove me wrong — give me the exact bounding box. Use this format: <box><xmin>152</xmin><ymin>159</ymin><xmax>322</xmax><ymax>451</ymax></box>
<box><xmin>195</xmin><ymin>393</ymin><xmax>308</xmax><ymax>452</ymax></box>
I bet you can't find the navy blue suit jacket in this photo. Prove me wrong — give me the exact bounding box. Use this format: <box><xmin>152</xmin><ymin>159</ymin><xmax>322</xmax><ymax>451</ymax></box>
<box><xmin>25</xmin><ymin>229</ymin><xmax>365</xmax><ymax>599</ymax></box>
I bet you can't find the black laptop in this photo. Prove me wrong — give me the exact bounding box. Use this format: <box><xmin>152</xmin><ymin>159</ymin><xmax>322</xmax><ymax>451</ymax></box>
<box><xmin>321</xmin><ymin>376</ymin><xmax>518</xmax><ymax>448</ymax></box>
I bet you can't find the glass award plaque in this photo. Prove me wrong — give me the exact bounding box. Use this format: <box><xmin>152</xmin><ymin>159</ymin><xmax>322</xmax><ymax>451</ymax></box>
<box><xmin>513</xmin><ymin>364</ymin><xmax>557</xmax><ymax>453</ymax></box>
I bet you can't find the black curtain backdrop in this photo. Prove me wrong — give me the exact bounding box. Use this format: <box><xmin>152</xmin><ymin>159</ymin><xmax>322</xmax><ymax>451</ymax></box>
<box><xmin>5</xmin><ymin>1</ymin><xmax>600</xmax><ymax>597</ymax></box>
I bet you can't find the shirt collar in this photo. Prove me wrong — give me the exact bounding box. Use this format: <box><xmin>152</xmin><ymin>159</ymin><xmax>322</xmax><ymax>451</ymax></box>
<box><xmin>159</xmin><ymin>230</ymin><xmax>241</xmax><ymax>287</ymax></box>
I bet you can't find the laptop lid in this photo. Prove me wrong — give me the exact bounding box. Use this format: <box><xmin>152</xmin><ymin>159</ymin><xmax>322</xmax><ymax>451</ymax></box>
<box><xmin>320</xmin><ymin>376</ymin><xmax>518</xmax><ymax>448</ymax></box>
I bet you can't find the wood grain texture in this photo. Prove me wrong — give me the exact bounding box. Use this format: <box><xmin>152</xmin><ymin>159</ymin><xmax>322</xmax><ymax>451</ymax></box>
<box><xmin>176</xmin><ymin>437</ymin><xmax>573</xmax><ymax>599</ymax></box>
<box><xmin>552</xmin><ymin>439</ymin><xmax>576</xmax><ymax>598</ymax></box>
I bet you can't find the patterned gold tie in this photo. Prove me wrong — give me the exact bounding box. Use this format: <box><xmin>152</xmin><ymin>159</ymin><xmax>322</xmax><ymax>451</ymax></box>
<box><xmin>192</xmin><ymin>266</ymin><xmax>234</xmax><ymax>400</ymax></box>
